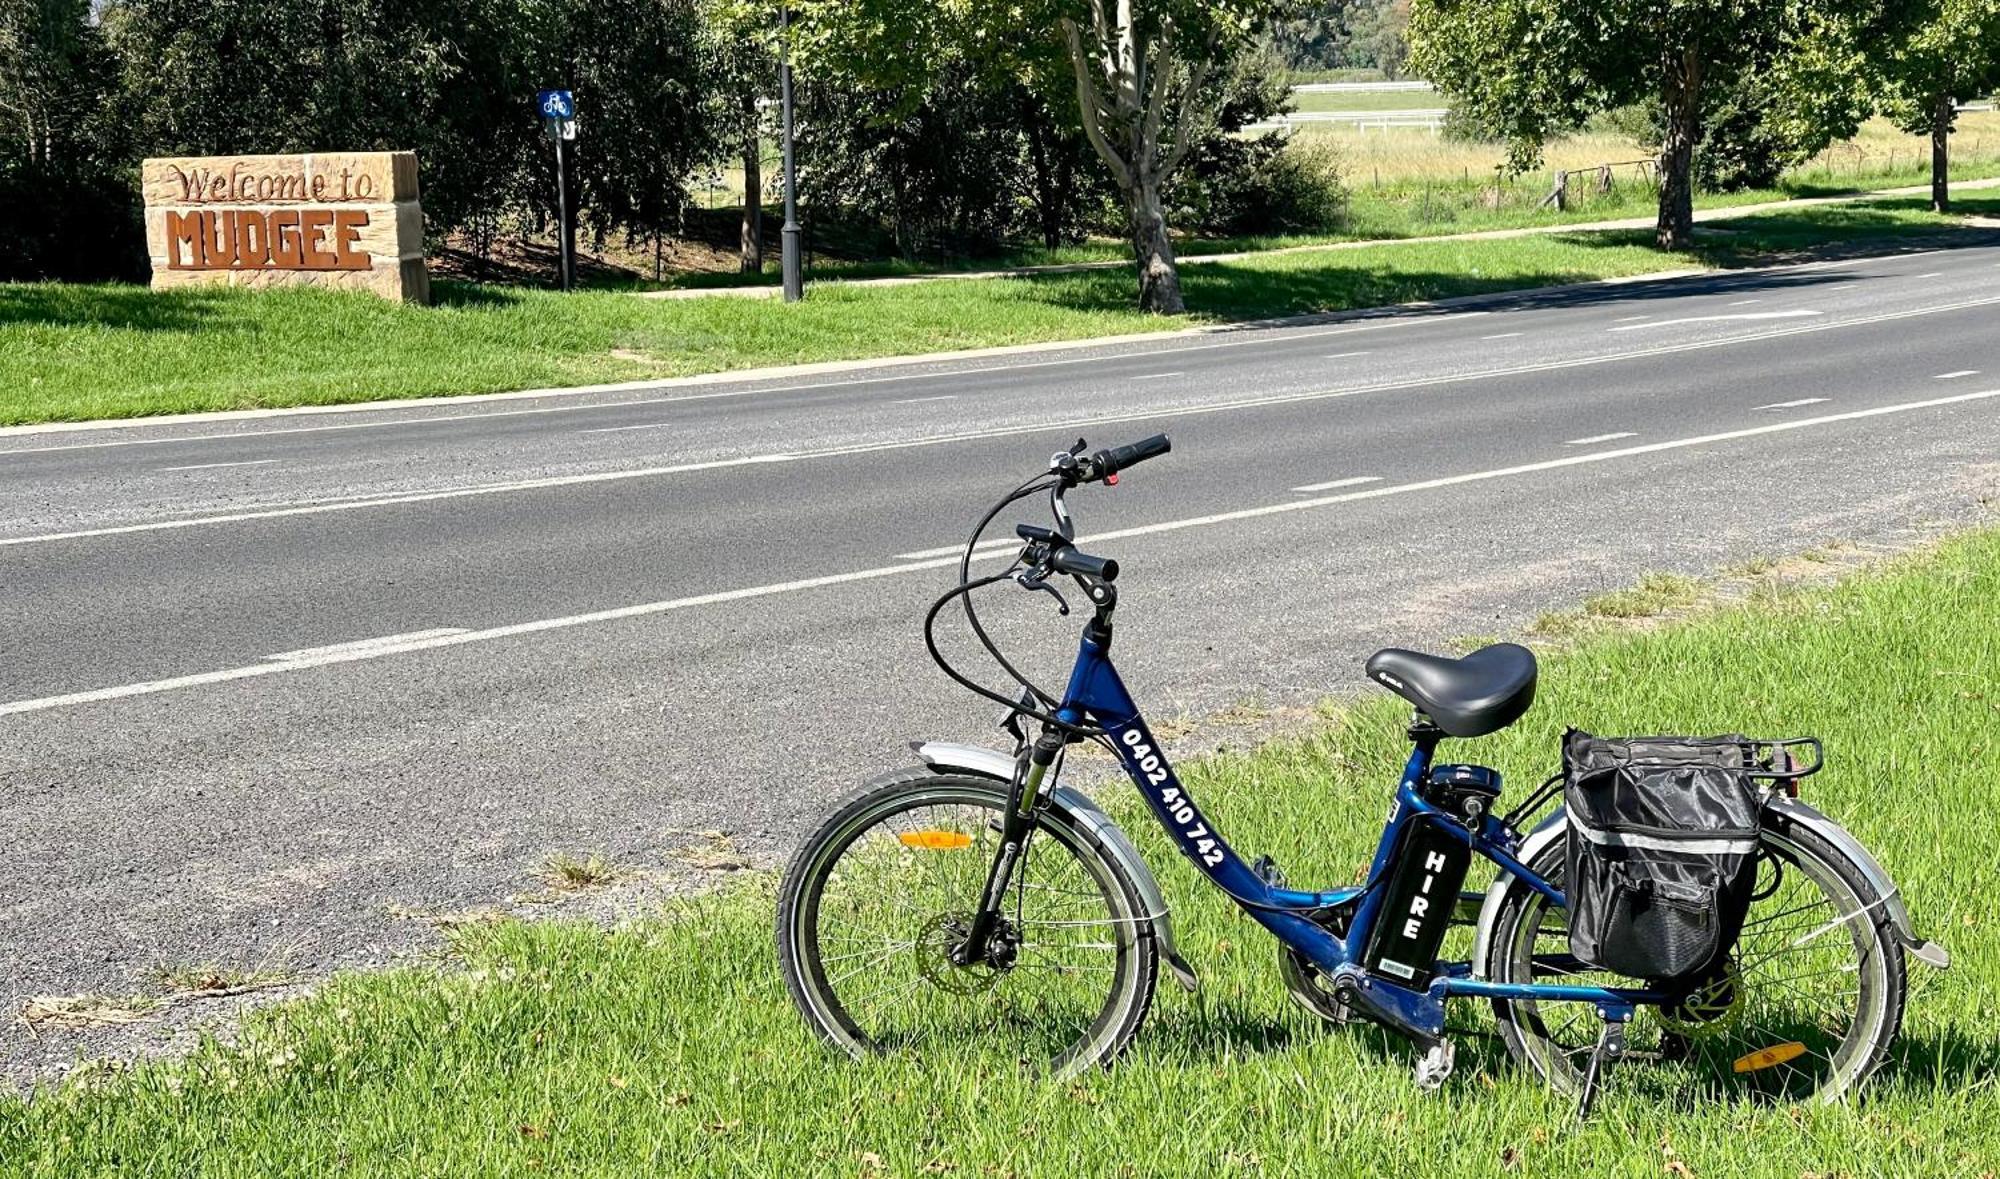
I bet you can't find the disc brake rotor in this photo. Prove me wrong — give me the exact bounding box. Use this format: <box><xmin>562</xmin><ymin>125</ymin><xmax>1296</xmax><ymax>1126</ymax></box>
<box><xmin>1658</xmin><ymin>960</ymin><xmax>1746</xmax><ymax>1040</ymax></box>
<box><xmin>915</xmin><ymin>912</ymin><xmax>1010</xmax><ymax>995</ymax></box>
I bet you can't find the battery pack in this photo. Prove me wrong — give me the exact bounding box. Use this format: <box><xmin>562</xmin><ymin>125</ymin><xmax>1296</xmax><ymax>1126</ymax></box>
<box><xmin>1362</xmin><ymin>818</ymin><xmax>1472</xmax><ymax>984</ymax></box>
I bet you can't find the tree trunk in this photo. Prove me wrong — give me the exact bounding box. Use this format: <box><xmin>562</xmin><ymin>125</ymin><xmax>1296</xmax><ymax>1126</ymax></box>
<box><xmin>1931</xmin><ymin>93</ymin><xmax>1953</xmax><ymax>214</ymax></box>
<box><xmin>1130</xmin><ymin>174</ymin><xmax>1184</xmax><ymax>314</ymax></box>
<box><xmin>1656</xmin><ymin>46</ymin><xmax>1701</xmax><ymax>251</ymax></box>
<box><xmin>740</xmin><ymin>92</ymin><xmax>764</xmax><ymax>272</ymax></box>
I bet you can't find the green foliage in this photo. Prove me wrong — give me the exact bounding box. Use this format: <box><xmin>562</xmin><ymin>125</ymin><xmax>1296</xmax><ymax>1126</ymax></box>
<box><xmin>0</xmin><ymin>0</ymin><xmax>141</xmax><ymax>279</ymax></box>
<box><xmin>1873</xmin><ymin>0</ymin><xmax>2000</xmax><ymax>136</ymax></box>
<box><xmin>1414</xmin><ymin>0</ymin><xmax>1885</xmax><ymax>168</ymax></box>
<box><xmin>1270</xmin><ymin>0</ymin><xmax>1412</xmax><ymax>78</ymax></box>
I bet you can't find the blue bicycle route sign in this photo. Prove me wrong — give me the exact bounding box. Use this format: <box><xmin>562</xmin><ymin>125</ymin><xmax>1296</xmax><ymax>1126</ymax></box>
<box><xmin>537</xmin><ymin>89</ymin><xmax>575</xmax><ymax>119</ymax></box>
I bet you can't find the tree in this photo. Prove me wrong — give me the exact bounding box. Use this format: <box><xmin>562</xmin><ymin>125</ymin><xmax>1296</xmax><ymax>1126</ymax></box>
<box><xmin>1874</xmin><ymin>0</ymin><xmax>2000</xmax><ymax>211</ymax></box>
<box><xmin>700</xmin><ymin>0</ymin><xmax>774</xmax><ymax>271</ymax></box>
<box><xmin>1060</xmin><ymin>0</ymin><xmax>1266</xmax><ymax>312</ymax></box>
<box><xmin>1411</xmin><ymin>0</ymin><xmax>1883</xmax><ymax>250</ymax></box>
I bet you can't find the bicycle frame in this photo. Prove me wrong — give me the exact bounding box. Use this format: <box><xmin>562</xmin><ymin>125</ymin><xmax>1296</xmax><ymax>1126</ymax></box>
<box><xmin>1056</xmin><ymin>626</ymin><xmax>1664</xmax><ymax>1040</ymax></box>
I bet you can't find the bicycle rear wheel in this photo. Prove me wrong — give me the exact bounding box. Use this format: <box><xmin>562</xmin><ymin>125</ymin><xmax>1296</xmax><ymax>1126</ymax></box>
<box><xmin>776</xmin><ymin>770</ymin><xmax>1158</xmax><ymax>1077</ymax></box>
<box><xmin>1484</xmin><ymin>816</ymin><xmax>1904</xmax><ymax>1104</ymax></box>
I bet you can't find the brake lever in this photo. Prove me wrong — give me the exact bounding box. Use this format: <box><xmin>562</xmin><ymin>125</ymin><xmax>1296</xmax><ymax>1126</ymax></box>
<box><xmin>1015</xmin><ymin>568</ymin><xmax>1072</xmax><ymax>616</ymax></box>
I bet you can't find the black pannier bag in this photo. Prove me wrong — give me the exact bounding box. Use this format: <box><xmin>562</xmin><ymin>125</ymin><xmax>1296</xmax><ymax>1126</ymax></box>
<box><xmin>1562</xmin><ymin>730</ymin><xmax>1764</xmax><ymax>980</ymax></box>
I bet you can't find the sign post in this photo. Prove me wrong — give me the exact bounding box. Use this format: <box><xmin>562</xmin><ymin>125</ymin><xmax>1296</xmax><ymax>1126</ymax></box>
<box><xmin>538</xmin><ymin>89</ymin><xmax>577</xmax><ymax>292</ymax></box>
<box><xmin>777</xmin><ymin>7</ymin><xmax>803</xmax><ymax>303</ymax></box>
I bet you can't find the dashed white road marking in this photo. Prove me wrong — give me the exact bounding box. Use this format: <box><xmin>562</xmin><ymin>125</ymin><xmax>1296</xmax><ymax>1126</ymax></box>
<box><xmin>1727</xmin><ymin>299</ymin><xmax>1762</xmax><ymax>306</ymax></box>
<box><xmin>1322</xmin><ymin>351</ymin><xmax>1372</xmax><ymax>359</ymax></box>
<box><xmin>1915</xmin><ymin>272</ymin><xmax>1943</xmax><ymax>279</ymax></box>
<box><xmin>11</xmin><ymin>293</ymin><xmax>2000</xmax><ymax>549</ymax></box>
<box><xmin>1755</xmin><ymin>398</ymin><xmax>1831</xmax><ymax>410</ymax></box>
<box><xmin>1936</xmin><ymin>370</ymin><xmax>1980</xmax><ymax>380</ymax></box>
<box><xmin>1826</xmin><ymin>283</ymin><xmax>1859</xmax><ymax>291</ymax></box>
<box><xmin>1609</xmin><ymin>310</ymin><xmax>1821</xmax><ymax>332</ymax></box>
<box><xmin>1132</xmin><ymin>372</ymin><xmax>1185</xmax><ymax>380</ymax></box>
<box><xmin>1613</xmin><ymin>314</ymin><xmax>1653</xmax><ymax>323</ymax></box>
<box><xmin>266</xmin><ymin>629</ymin><xmax>470</xmax><ymax>662</ymax></box>
<box><xmin>892</xmin><ymin>395</ymin><xmax>959</xmax><ymax>403</ymax></box>
<box><xmin>1482</xmin><ymin>332</ymin><xmax>1525</xmax><ymax>340</ymax></box>
<box><xmin>1565</xmin><ymin>432</ymin><xmax>1638</xmax><ymax>446</ymax></box>
<box><xmin>9</xmin><ymin>386</ymin><xmax>2000</xmax><ymax>718</ymax></box>
<box><xmin>1291</xmin><ymin>475</ymin><xmax>1383</xmax><ymax>493</ymax></box>
<box><xmin>158</xmin><ymin>459</ymin><xmax>280</xmax><ymax>472</ymax></box>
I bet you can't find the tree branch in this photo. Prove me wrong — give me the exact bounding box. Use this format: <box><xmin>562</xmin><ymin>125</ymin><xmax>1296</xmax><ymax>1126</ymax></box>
<box><xmin>1062</xmin><ymin>16</ymin><xmax>1133</xmax><ymax>191</ymax></box>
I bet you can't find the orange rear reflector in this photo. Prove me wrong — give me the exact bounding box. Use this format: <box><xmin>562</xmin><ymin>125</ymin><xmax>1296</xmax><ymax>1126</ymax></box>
<box><xmin>1732</xmin><ymin>1042</ymin><xmax>1807</xmax><ymax>1073</ymax></box>
<box><xmin>899</xmin><ymin>830</ymin><xmax>972</xmax><ymax>850</ymax></box>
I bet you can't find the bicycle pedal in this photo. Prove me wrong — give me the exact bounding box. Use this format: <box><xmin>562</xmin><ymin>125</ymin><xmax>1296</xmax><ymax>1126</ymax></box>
<box><xmin>1413</xmin><ymin>1039</ymin><xmax>1455</xmax><ymax>1091</ymax></box>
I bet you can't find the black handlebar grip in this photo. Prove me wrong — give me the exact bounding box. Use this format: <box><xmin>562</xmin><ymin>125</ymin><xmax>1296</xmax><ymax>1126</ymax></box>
<box><xmin>1092</xmin><ymin>433</ymin><xmax>1171</xmax><ymax>479</ymax></box>
<box><xmin>1051</xmin><ymin>549</ymin><xmax>1119</xmax><ymax>583</ymax></box>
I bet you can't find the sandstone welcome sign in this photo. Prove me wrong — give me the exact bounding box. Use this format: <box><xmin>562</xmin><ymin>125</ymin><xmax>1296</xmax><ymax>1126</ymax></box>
<box><xmin>142</xmin><ymin>152</ymin><xmax>428</xmax><ymax>303</ymax></box>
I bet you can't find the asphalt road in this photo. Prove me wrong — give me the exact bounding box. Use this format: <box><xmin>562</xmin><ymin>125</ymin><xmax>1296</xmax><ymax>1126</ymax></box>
<box><xmin>6</xmin><ymin>237</ymin><xmax>2000</xmax><ymax>1077</ymax></box>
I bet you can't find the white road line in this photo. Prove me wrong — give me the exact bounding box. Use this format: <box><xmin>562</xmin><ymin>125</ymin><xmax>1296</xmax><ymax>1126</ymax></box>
<box><xmin>1565</xmin><ymin>432</ymin><xmax>1637</xmax><ymax>446</ymax></box>
<box><xmin>892</xmin><ymin>538</ymin><xmax>1016</xmax><ymax>561</ymax></box>
<box><xmin>1613</xmin><ymin>315</ymin><xmax>1653</xmax><ymax>323</ymax></box>
<box><xmin>892</xmin><ymin>395</ymin><xmax>959</xmax><ymax>404</ymax></box>
<box><xmin>1322</xmin><ymin>351</ymin><xmax>1372</xmax><ymax>359</ymax></box>
<box><xmin>7</xmin><ymin>387</ymin><xmax>1997</xmax><ymax>718</ymax></box>
<box><xmin>1936</xmin><ymin>370</ymin><xmax>1980</xmax><ymax>380</ymax></box>
<box><xmin>1291</xmin><ymin>475</ymin><xmax>1383</xmax><ymax>493</ymax></box>
<box><xmin>582</xmin><ymin>422</ymin><xmax>676</xmax><ymax>434</ymax></box>
<box><xmin>1826</xmin><ymin>283</ymin><xmax>1859</xmax><ymax>291</ymax></box>
<box><xmin>10</xmin><ymin>293</ymin><xmax>2000</xmax><ymax>549</ymax></box>
<box><xmin>1609</xmin><ymin>310</ymin><xmax>1821</xmax><ymax>332</ymax></box>
<box><xmin>158</xmin><ymin>459</ymin><xmax>280</xmax><ymax>472</ymax></box>
<box><xmin>1755</xmin><ymin>398</ymin><xmax>1830</xmax><ymax>410</ymax></box>
<box><xmin>0</xmin><ymin>314</ymin><xmax>1489</xmax><ymax>456</ymax></box>
<box><xmin>266</xmin><ymin>629</ymin><xmax>470</xmax><ymax>662</ymax></box>
<box><xmin>1482</xmin><ymin>332</ymin><xmax>1525</xmax><ymax>340</ymax></box>
<box><xmin>1915</xmin><ymin>272</ymin><xmax>1943</xmax><ymax>279</ymax></box>
<box><xmin>1727</xmin><ymin>299</ymin><xmax>1761</xmax><ymax>306</ymax></box>
<box><xmin>1132</xmin><ymin>372</ymin><xmax>1185</xmax><ymax>380</ymax></box>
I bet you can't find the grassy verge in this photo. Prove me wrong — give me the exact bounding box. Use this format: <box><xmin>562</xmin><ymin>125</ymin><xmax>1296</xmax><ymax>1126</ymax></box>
<box><xmin>6</xmin><ymin>193</ymin><xmax>1999</xmax><ymax>427</ymax></box>
<box><xmin>5</xmin><ymin>530</ymin><xmax>1996</xmax><ymax>1175</ymax></box>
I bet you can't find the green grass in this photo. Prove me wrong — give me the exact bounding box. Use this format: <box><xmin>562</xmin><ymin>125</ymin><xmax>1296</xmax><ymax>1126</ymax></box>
<box><xmin>5</xmin><ymin>529</ymin><xmax>1997</xmax><ymax>1175</ymax></box>
<box><xmin>1288</xmin><ymin>88</ymin><xmax>1441</xmax><ymax>114</ymax></box>
<box><xmin>5</xmin><ymin>194</ymin><xmax>1999</xmax><ymax>426</ymax></box>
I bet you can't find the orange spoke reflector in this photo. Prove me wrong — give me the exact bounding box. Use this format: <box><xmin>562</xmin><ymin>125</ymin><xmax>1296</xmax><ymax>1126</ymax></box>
<box><xmin>1732</xmin><ymin>1042</ymin><xmax>1808</xmax><ymax>1073</ymax></box>
<box><xmin>899</xmin><ymin>830</ymin><xmax>972</xmax><ymax>850</ymax></box>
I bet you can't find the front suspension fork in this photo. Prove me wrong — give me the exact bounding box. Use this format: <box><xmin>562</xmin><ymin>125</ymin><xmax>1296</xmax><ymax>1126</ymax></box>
<box><xmin>954</xmin><ymin>725</ymin><xmax>1064</xmax><ymax>965</ymax></box>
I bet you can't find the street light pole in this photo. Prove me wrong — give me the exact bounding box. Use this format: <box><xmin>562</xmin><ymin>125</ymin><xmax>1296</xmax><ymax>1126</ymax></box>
<box><xmin>778</xmin><ymin>4</ymin><xmax>803</xmax><ymax>303</ymax></box>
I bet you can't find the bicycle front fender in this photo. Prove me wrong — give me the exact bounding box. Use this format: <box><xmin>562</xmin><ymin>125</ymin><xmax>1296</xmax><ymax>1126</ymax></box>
<box><xmin>913</xmin><ymin>741</ymin><xmax>1199</xmax><ymax>992</ymax></box>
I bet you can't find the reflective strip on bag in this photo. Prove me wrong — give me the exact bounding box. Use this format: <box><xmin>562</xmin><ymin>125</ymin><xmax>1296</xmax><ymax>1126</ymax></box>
<box><xmin>1570</xmin><ymin>819</ymin><xmax>1759</xmax><ymax>855</ymax></box>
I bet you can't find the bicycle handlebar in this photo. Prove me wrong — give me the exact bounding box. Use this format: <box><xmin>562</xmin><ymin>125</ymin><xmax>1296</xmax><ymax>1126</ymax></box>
<box><xmin>1051</xmin><ymin>548</ymin><xmax>1118</xmax><ymax>583</ymax></box>
<box><xmin>1088</xmin><ymin>434</ymin><xmax>1171</xmax><ymax>482</ymax></box>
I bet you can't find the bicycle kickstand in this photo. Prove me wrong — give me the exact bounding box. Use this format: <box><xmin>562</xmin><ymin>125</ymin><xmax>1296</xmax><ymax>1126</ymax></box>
<box><xmin>1576</xmin><ymin>1007</ymin><xmax>1630</xmax><ymax>1120</ymax></box>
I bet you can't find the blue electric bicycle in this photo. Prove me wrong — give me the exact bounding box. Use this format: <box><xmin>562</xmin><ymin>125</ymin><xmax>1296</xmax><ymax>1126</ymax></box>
<box><xmin>777</xmin><ymin>436</ymin><xmax>1947</xmax><ymax>1111</ymax></box>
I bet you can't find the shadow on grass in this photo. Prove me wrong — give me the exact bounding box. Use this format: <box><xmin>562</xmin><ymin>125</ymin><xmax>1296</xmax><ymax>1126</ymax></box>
<box><xmin>0</xmin><ymin>282</ymin><xmax>228</xmax><ymax>332</ymax></box>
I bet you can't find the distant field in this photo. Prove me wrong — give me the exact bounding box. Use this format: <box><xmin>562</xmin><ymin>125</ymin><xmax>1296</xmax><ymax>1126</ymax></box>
<box><xmin>1288</xmin><ymin>87</ymin><xmax>1441</xmax><ymax>114</ymax></box>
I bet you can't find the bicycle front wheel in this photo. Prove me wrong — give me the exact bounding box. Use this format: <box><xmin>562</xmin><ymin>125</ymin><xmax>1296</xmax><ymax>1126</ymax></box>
<box><xmin>1484</xmin><ymin>816</ymin><xmax>1905</xmax><ymax>1104</ymax></box>
<box><xmin>776</xmin><ymin>770</ymin><xmax>1158</xmax><ymax>1078</ymax></box>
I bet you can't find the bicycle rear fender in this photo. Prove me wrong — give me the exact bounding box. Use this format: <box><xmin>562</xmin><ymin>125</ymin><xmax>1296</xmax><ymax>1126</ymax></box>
<box><xmin>1470</xmin><ymin>801</ymin><xmax>1949</xmax><ymax>976</ymax></box>
<box><xmin>914</xmin><ymin>741</ymin><xmax>1199</xmax><ymax>992</ymax></box>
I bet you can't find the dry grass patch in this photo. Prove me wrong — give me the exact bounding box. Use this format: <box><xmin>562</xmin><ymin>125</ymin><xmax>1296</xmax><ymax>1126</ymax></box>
<box><xmin>149</xmin><ymin>961</ymin><xmax>294</xmax><ymax>998</ymax></box>
<box><xmin>539</xmin><ymin>851</ymin><xmax>621</xmax><ymax>891</ymax></box>
<box><xmin>18</xmin><ymin>993</ymin><xmax>158</xmax><ymax>1032</ymax></box>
